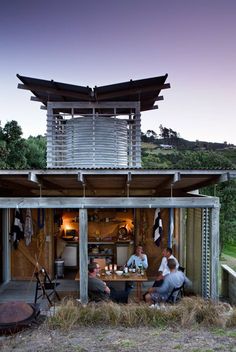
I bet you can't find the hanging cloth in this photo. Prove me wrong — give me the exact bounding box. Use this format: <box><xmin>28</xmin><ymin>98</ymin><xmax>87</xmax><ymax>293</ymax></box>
<box><xmin>11</xmin><ymin>208</ymin><xmax>24</xmax><ymax>249</ymax></box>
<box><xmin>24</xmin><ymin>208</ymin><xmax>34</xmax><ymax>246</ymax></box>
<box><xmin>153</xmin><ymin>208</ymin><xmax>163</xmax><ymax>247</ymax></box>
<box><xmin>168</xmin><ymin>208</ymin><xmax>174</xmax><ymax>248</ymax></box>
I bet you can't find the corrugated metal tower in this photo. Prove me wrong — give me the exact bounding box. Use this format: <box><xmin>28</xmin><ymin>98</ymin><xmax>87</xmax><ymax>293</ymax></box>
<box><xmin>16</xmin><ymin>74</ymin><xmax>170</xmax><ymax>169</ymax></box>
<box><xmin>46</xmin><ymin>101</ymin><xmax>141</xmax><ymax>168</ymax></box>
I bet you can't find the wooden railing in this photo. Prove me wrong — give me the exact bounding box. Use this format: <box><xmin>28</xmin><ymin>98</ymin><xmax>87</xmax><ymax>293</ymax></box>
<box><xmin>221</xmin><ymin>264</ymin><xmax>236</xmax><ymax>305</ymax></box>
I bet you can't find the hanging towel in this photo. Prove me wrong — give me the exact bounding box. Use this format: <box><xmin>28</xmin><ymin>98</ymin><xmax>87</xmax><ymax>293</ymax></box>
<box><xmin>168</xmin><ymin>208</ymin><xmax>174</xmax><ymax>248</ymax></box>
<box><xmin>24</xmin><ymin>208</ymin><xmax>34</xmax><ymax>246</ymax></box>
<box><xmin>11</xmin><ymin>208</ymin><xmax>24</xmax><ymax>249</ymax></box>
<box><xmin>153</xmin><ymin>208</ymin><xmax>163</xmax><ymax>247</ymax></box>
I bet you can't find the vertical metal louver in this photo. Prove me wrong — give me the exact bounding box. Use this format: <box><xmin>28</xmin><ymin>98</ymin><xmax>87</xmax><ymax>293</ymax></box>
<box><xmin>202</xmin><ymin>208</ymin><xmax>211</xmax><ymax>298</ymax></box>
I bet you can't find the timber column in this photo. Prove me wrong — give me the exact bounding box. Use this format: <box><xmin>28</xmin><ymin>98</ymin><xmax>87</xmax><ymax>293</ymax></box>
<box><xmin>79</xmin><ymin>208</ymin><xmax>88</xmax><ymax>305</ymax></box>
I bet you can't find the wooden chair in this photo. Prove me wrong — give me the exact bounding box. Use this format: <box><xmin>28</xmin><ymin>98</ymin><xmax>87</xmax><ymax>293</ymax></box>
<box><xmin>34</xmin><ymin>267</ymin><xmax>61</xmax><ymax>306</ymax></box>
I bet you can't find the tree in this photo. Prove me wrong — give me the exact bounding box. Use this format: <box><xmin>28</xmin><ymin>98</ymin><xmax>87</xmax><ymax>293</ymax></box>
<box><xmin>25</xmin><ymin>135</ymin><xmax>46</xmax><ymax>168</ymax></box>
<box><xmin>1</xmin><ymin>120</ymin><xmax>27</xmax><ymax>168</ymax></box>
<box><xmin>167</xmin><ymin>151</ymin><xmax>233</xmax><ymax>169</ymax></box>
<box><xmin>159</xmin><ymin>125</ymin><xmax>180</xmax><ymax>145</ymax></box>
<box><xmin>3</xmin><ymin>120</ymin><xmax>23</xmax><ymax>143</ymax></box>
<box><xmin>146</xmin><ymin>130</ymin><xmax>157</xmax><ymax>139</ymax></box>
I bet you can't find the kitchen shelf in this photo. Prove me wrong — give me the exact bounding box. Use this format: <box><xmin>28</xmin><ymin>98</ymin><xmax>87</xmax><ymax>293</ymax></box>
<box><xmin>88</xmin><ymin>253</ymin><xmax>114</xmax><ymax>257</ymax></box>
<box><xmin>88</xmin><ymin>241</ymin><xmax>115</xmax><ymax>244</ymax></box>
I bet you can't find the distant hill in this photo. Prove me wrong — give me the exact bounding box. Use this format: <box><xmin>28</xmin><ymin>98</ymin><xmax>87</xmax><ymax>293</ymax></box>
<box><xmin>141</xmin><ymin>134</ymin><xmax>236</xmax><ymax>151</ymax></box>
<box><xmin>141</xmin><ymin>136</ymin><xmax>236</xmax><ymax>169</ymax></box>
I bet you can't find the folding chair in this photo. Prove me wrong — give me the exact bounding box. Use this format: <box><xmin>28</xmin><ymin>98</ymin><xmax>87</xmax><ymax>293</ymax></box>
<box><xmin>166</xmin><ymin>284</ymin><xmax>184</xmax><ymax>304</ymax></box>
<box><xmin>34</xmin><ymin>267</ymin><xmax>61</xmax><ymax>305</ymax></box>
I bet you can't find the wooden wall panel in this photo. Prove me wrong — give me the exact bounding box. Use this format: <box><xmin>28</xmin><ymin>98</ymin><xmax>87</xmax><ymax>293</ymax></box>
<box><xmin>11</xmin><ymin>209</ymin><xmax>51</xmax><ymax>280</ymax></box>
<box><xmin>138</xmin><ymin>208</ymin><xmax>172</xmax><ymax>278</ymax></box>
<box><xmin>186</xmin><ymin>208</ymin><xmax>202</xmax><ymax>295</ymax></box>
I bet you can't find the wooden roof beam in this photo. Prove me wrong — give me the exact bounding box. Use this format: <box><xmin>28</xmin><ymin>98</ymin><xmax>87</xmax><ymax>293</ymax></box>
<box><xmin>155</xmin><ymin>173</ymin><xmax>181</xmax><ymax>196</ymax></box>
<box><xmin>95</xmin><ymin>83</ymin><xmax>170</xmax><ymax>101</ymax></box>
<box><xmin>77</xmin><ymin>172</ymin><xmax>97</xmax><ymax>196</ymax></box>
<box><xmin>30</xmin><ymin>96</ymin><xmax>42</xmax><ymax>102</ymax></box>
<box><xmin>181</xmin><ymin>176</ymin><xmax>219</xmax><ymax>193</ymax></box>
<box><xmin>18</xmin><ymin>83</ymin><xmax>90</xmax><ymax>100</ymax></box>
<box><xmin>218</xmin><ymin>172</ymin><xmax>231</xmax><ymax>183</ymax></box>
<box><xmin>126</xmin><ymin>172</ymin><xmax>132</xmax><ymax>197</ymax></box>
<box><xmin>28</xmin><ymin>173</ymin><xmax>68</xmax><ymax>194</ymax></box>
<box><xmin>28</xmin><ymin>172</ymin><xmax>40</xmax><ymax>184</ymax></box>
<box><xmin>0</xmin><ymin>179</ymin><xmax>35</xmax><ymax>196</ymax></box>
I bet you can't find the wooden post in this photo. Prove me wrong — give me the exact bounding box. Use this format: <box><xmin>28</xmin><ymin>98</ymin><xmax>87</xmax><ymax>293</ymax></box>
<box><xmin>47</xmin><ymin>209</ymin><xmax>54</xmax><ymax>275</ymax></box>
<box><xmin>134</xmin><ymin>208</ymin><xmax>141</xmax><ymax>247</ymax></box>
<box><xmin>79</xmin><ymin>208</ymin><xmax>88</xmax><ymax>305</ymax></box>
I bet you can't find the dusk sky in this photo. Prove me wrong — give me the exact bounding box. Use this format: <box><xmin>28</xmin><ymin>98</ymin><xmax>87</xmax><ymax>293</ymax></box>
<box><xmin>1</xmin><ymin>0</ymin><xmax>236</xmax><ymax>144</ymax></box>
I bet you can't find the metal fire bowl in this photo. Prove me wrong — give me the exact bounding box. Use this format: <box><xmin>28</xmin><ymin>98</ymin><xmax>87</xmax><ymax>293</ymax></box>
<box><xmin>0</xmin><ymin>301</ymin><xmax>40</xmax><ymax>334</ymax></box>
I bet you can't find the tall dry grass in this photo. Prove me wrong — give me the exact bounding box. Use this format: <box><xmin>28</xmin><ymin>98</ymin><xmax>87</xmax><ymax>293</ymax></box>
<box><xmin>46</xmin><ymin>296</ymin><xmax>236</xmax><ymax>331</ymax></box>
<box><xmin>174</xmin><ymin>297</ymin><xmax>233</xmax><ymax>327</ymax></box>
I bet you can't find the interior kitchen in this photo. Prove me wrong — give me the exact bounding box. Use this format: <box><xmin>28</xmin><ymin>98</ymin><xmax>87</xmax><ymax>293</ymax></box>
<box><xmin>56</xmin><ymin>208</ymin><xmax>135</xmax><ymax>278</ymax></box>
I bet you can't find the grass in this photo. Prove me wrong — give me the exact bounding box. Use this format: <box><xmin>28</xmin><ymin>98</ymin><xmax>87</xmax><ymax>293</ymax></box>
<box><xmin>222</xmin><ymin>243</ymin><xmax>236</xmax><ymax>259</ymax></box>
<box><xmin>46</xmin><ymin>296</ymin><xmax>236</xmax><ymax>331</ymax></box>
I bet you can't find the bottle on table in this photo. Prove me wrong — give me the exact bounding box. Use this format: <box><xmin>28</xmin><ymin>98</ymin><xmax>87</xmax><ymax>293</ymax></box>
<box><xmin>123</xmin><ymin>264</ymin><xmax>128</xmax><ymax>274</ymax></box>
<box><xmin>132</xmin><ymin>260</ymin><xmax>136</xmax><ymax>273</ymax></box>
<box><xmin>138</xmin><ymin>263</ymin><xmax>143</xmax><ymax>274</ymax></box>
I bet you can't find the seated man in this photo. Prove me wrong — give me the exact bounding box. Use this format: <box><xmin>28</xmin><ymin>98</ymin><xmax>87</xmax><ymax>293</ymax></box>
<box><xmin>88</xmin><ymin>262</ymin><xmax>128</xmax><ymax>303</ymax></box>
<box><xmin>152</xmin><ymin>247</ymin><xmax>179</xmax><ymax>287</ymax></box>
<box><xmin>125</xmin><ymin>245</ymin><xmax>148</xmax><ymax>292</ymax></box>
<box><xmin>144</xmin><ymin>258</ymin><xmax>191</xmax><ymax>305</ymax></box>
<box><xmin>126</xmin><ymin>245</ymin><xmax>148</xmax><ymax>269</ymax></box>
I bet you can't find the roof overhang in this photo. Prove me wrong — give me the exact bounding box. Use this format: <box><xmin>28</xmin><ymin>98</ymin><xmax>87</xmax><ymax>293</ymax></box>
<box><xmin>17</xmin><ymin>74</ymin><xmax>170</xmax><ymax>114</ymax></box>
<box><xmin>0</xmin><ymin>169</ymin><xmax>235</xmax><ymax>200</ymax></box>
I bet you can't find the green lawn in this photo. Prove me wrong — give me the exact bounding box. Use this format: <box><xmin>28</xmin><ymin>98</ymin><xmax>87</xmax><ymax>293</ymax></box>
<box><xmin>220</xmin><ymin>244</ymin><xmax>236</xmax><ymax>271</ymax></box>
<box><xmin>222</xmin><ymin>244</ymin><xmax>236</xmax><ymax>258</ymax></box>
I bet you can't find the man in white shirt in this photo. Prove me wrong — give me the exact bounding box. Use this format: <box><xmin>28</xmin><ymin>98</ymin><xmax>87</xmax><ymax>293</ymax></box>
<box><xmin>153</xmin><ymin>247</ymin><xmax>179</xmax><ymax>287</ymax></box>
<box><xmin>126</xmin><ymin>245</ymin><xmax>148</xmax><ymax>269</ymax></box>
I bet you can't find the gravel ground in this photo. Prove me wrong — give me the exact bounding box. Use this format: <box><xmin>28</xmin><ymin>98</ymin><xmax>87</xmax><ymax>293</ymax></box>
<box><xmin>1</xmin><ymin>324</ymin><xmax>236</xmax><ymax>352</ymax></box>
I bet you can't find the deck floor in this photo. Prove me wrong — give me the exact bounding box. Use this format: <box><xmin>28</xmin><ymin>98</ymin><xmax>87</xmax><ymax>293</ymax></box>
<box><xmin>0</xmin><ymin>277</ymin><xmax>153</xmax><ymax>309</ymax></box>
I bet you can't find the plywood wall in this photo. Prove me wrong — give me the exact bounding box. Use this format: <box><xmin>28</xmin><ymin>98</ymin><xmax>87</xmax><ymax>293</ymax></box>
<box><xmin>186</xmin><ymin>208</ymin><xmax>202</xmax><ymax>295</ymax></box>
<box><xmin>135</xmin><ymin>208</ymin><xmax>180</xmax><ymax>278</ymax></box>
<box><xmin>11</xmin><ymin>209</ymin><xmax>55</xmax><ymax>280</ymax></box>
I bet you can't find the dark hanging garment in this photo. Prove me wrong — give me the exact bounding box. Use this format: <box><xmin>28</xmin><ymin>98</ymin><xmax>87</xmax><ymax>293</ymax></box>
<box><xmin>11</xmin><ymin>209</ymin><xmax>24</xmax><ymax>249</ymax></box>
<box><xmin>24</xmin><ymin>208</ymin><xmax>33</xmax><ymax>246</ymax></box>
<box><xmin>153</xmin><ymin>208</ymin><xmax>163</xmax><ymax>247</ymax></box>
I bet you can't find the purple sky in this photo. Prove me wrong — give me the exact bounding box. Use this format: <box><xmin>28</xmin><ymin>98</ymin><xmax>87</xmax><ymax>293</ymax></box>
<box><xmin>1</xmin><ymin>0</ymin><xmax>236</xmax><ymax>144</ymax></box>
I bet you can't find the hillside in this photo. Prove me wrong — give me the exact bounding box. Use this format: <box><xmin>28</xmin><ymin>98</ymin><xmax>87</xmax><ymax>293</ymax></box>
<box><xmin>141</xmin><ymin>129</ymin><xmax>235</xmax><ymax>150</ymax></box>
<box><xmin>141</xmin><ymin>137</ymin><xmax>236</xmax><ymax>169</ymax></box>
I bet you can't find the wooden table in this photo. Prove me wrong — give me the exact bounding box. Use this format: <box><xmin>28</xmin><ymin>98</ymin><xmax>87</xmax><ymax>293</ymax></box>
<box><xmin>75</xmin><ymin>271</ymin><xmax>148</xmax><ymax>302</ymax></box>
